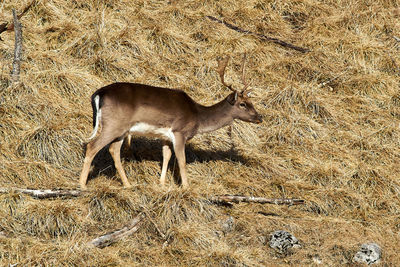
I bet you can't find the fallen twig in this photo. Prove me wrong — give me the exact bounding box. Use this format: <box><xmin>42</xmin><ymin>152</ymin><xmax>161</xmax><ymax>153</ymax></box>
<box><xmin>206</xmin><ymin>16</ymin><xmax>310</xmax><ymax>53</ymax></box>
<box><xmin>0</xmin><ymin>0</ymin><xmax>36</xmax><ymax>36</ymax></box>
<box><xmin>11</xmin><ymin>8</ymin><xmax>23</xmax><ymax>83</ymax></box>
<box><xmin>0</xmin><ymin>187</ymin><xmax>305</xmax><ymax>206</ymax></box>
<box><xmin>210</xmin><ymin>195</ymin><xmax>304</xmax><ymax>206</ymax></box>
<box><xmin>89</xmin><ymin>213</ymin><xmax>145</xmax><ymax>248</ymax></box>
<box><xmin>0</xmin><ymin>188</ymin><xmax>82</xmax><ymax>199</ymax></box>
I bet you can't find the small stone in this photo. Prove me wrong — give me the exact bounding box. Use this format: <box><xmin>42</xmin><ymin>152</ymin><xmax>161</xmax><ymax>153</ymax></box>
<box><xmin>221</xmin><ymin>216</ymin><xmax>234</xmax><ymax>233</ymax></box>
<box><xmin>353</xmin><ymin>243</ymin><xmax>381</xmax><ymax>265</ymax></box>
<box><xmin>269</xmin><ymin>230</ymin><xmax>301</xmax><ymax>253</ymax></box>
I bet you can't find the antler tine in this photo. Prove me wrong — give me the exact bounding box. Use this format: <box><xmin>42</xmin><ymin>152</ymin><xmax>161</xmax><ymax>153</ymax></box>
<box><xmin>241</xmin><ymin>53</ymin><xmax>250</xmax><ymax>93</ymax></box>
<box><xmin>217</xmin><ymin>56</ymin><xmax>235</xmax><ymax>92</ymax></box>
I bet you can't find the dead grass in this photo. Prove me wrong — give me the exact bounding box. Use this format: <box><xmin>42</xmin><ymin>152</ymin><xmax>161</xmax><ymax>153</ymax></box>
<box><xmin>1</xmin><ymin>0</ymin><xmax>400</xmax><ymax>265</ymax></box>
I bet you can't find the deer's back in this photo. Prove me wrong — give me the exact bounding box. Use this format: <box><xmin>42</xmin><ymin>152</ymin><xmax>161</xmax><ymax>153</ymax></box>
<box><xmin>94</xmin><ymin>83</ymin><xmax>200</xmax><ymax>135</ymax></box>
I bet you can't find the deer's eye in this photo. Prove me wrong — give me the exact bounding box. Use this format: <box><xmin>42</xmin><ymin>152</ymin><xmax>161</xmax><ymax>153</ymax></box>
<box><xmin>239</xmin><ymin>102</ymin><xmax>247</xmax><ymax>108</ymax></box>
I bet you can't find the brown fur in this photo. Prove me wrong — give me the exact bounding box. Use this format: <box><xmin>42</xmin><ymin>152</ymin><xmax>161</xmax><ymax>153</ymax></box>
<box><xmin>79</xmin><ymin>82</ymin><xmax>262</xmax><ymax>189</ymax></box>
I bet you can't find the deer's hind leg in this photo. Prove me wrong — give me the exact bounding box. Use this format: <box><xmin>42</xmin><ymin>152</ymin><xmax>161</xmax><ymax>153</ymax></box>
<box><xmin>79</xmin><ymin>127</ymin><xmax>127</xmax><ymax>189</ymax></box>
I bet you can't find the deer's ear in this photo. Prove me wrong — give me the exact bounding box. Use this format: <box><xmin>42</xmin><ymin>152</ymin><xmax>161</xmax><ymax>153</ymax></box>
<box><xmin>227</xmin><ymin>92</ymin><xmax>238</xmax><ymax>105</ymax></box>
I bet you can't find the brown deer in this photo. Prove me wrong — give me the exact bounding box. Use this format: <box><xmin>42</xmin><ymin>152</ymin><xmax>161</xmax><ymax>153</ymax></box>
<box><xmin>79</xmin><ymin>55</ymin><xmax>262</xmax><ymax>189</ymax></box>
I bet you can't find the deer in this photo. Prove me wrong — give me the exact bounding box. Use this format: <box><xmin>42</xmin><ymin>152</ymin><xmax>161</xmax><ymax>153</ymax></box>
<box><xmin>79</xmin><ymin>55</ymin><xmax>262</xmax><ymax>189</ymax></box>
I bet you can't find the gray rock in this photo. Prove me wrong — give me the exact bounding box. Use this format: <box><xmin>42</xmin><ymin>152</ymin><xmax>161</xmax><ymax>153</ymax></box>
<box><xmin>215</xmin><ymin>215</ymin><xmax>235</xmax><ymax>238</ymax></box>
<box><xmin>353</xmin><ymin>243</ymin><xmax>381</xmax><ymax>265</ymax></box>
<box><xmin>221</xmin><ymin>216</ymin><xmax>234</xmax><ymax>233</ymax></box>
<box><xmin>269</xmin><ymin>230</ymin><xmax>301</xmax><ymax>253</ymax></box>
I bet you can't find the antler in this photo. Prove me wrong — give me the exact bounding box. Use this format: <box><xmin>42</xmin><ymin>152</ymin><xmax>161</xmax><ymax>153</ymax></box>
<box><xmin>217</xmin><ymin>56</ymin><xmax>235</xmax><ymax>92</ymax></box>
<box><xmin>240</xmin><ymin>53</ymin><xmax>250</xmax><ymax>94</ymax></box>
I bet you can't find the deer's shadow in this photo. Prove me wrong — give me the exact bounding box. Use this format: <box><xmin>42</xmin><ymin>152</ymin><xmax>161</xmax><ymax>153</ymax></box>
<box><xmin>88</xmin><ymin>137</ymin><xmax>248</xmax><ymax>185</ymax></box>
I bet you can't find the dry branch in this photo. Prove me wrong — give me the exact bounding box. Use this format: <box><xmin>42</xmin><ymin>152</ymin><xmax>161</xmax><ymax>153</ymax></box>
<box><xmin>206</xmin><ymin>16</ymin><xmax>310</xmax><ymax>53</ymax></box>
<box><xmin>0</xmin><ymin>0</ymin><xmax>36</xmax><ymax>36</ymax></box>
<box><xmin>11</xmin><ymin>9</ymin><xmax>23</xmax><ymax>83</ymax></box>
<box><xmin>89</xmin><ymin>213</ymin><xmax>145</xmax><ymax>248</ymax></box>
<box><xmin>0</xmin><ymin>188</ymin><xmax>82</xmax><ymax>199</ymax></box>
<box><xmin>0</xmin><ymin>187</ymin><xmax>304</xmax><ymax>206</ymax></box>
<box><xmin>210</xmin><ymin>195</ymin><xmax>304</xmax><ymax>206</ymax></box>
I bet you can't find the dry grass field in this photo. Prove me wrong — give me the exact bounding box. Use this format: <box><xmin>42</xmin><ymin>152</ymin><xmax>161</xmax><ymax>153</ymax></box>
<box><xmin>1</xmin><ymin>0</ymin><xmax>400</xmax><ymax>266</ymax></box>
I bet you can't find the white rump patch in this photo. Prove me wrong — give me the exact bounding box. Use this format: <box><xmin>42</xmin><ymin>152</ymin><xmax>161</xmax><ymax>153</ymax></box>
<box><xmin>129</xmin><ymin>122</ymin><xmax>175</xmax><ymax>144</ymax></box>
<box><xmin>88</xmin><ymin>95</ymin><xmax>101</xmax><ymax>140</ymax></box>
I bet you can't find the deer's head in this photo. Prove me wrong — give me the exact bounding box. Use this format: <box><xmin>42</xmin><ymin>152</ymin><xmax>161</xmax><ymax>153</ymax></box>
<box><xmin>218</xmin><ymin>54</ymin><xmax>263</xmax><ymax>124</ymax></box>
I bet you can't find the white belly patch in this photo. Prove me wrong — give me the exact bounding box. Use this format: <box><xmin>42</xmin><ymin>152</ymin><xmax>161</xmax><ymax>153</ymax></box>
<box><xmin>129</xmin><ymin>122</ymin><xmax>175</xmax><ymax>144</ymax></box>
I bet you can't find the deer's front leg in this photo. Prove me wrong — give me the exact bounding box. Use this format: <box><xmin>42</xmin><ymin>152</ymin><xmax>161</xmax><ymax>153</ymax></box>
<box><xmin>173</xmin><ymin>132</ymin><xmax>188</xmax><ymax>188</ymax></box>
<box><xmin>109</xmin><ymin>139</ymin><xmax>132</xmax><ymax>188</ymax></box>
<box><xmin>160</xmin><ymin>142</ymin><xmax>172</xmax><ymax>186</ymax></box>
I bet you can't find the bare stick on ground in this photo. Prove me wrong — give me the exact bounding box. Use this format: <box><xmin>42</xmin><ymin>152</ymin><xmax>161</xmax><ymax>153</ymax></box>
<box><xmin>0</xmin><ymin>188</ymin><xmax>82</xmax><ymax>199</ymax></box>
<box><xmin>89</xmin><ymin>213</ymin><xmax>145</xmax><ymax>248</ymax></box>
<box><xmin>11</xmin><ymin>9</ymin><xmax>23</xmax><ymax>83</ymax></box>
<box><xmin>0</xmin><ymin>187</ymin><xmax>305</xmax><ymax>206</ymax></box>
<box><xmin>210</xmin><ymin>195</ymin><xmax>305</xmax><ymax>206</ymax></box>
<box><xmin>0</xmin><ymin>1</ymin><xmax>36</xmax><ymax>37</ymax></box>
<box><xmin>206</xmin><ymin>16</ymin><xmax>310</xmax><ymax>53</ymax></box>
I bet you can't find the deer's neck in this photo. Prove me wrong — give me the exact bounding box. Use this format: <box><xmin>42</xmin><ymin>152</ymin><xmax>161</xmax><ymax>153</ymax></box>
<box><xmin>196</xmin><ymin>97</ymin><xmax>234</xmax><ymax>134</ymax></box>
